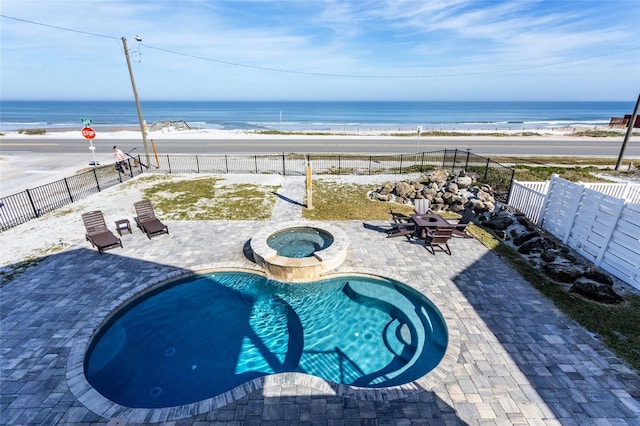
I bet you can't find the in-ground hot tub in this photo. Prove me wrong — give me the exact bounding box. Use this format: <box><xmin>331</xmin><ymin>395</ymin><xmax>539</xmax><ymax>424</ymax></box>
<box><xmin>250</xmin><ymin>221</ymin><xmax>349</xmax><ymax>281</ymax></box>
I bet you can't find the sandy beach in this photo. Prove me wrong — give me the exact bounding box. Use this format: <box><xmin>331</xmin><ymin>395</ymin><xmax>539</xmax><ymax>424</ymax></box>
<box><xmin>2</xmin><ymin>123</ymin><xmax>629</xmax><ymax>139</ymax></box>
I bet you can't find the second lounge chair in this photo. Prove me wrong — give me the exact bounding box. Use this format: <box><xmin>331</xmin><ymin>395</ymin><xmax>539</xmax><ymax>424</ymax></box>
<box><xmin>134</xmin><ymin>200</ymin><xmax>169</xmax><ymax>239</ymax></box>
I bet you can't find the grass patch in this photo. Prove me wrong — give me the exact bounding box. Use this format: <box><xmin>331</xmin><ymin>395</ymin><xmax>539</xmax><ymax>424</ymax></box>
<box><xmin>141</xmin><ymin>176</ymin><xmax>279</xmax><ymax>220</ymax></box>
<box><xmin>512</xmin><ymin>165</ymin><xmax>612</xmax><ymax>182</ymax></box>
<box><xmin>488</xmin><ymin>156</ymin><xmax>628</xmax><ymax>166</ymax></box>
<box><xmin>302</xmin><ymin>180</ymin><xmax>415</xmax><ymax>220</ymax></box>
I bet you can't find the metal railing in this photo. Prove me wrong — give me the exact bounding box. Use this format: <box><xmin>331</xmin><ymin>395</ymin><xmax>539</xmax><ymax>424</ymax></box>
<box><xmin>0</xmin><ymin>149</ymin><xmax>513</xmax><ymax>231</ymax></box>
<box><xmin>0</xmin><ymin>159</ymin><xmax>141</xmax><ymax>231</ymax></box>
<box><xmin>149</xmin><ymin>150</ymin><xmax>514</xmax><ymax>196</ymax></box>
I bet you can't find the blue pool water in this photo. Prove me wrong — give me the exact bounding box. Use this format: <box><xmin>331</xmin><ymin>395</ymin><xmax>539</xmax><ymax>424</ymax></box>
<box><xmin>267</xmin><ymin>227</ymin><xmax>334</xmax><ymax>258</ymax></box>
<box><xmin>85</xmin><ymin>271</ymin><xmax>448</xmax><ymax>408</ymax></box>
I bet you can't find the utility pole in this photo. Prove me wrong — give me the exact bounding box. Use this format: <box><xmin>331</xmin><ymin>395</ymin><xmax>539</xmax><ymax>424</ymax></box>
<box><xmin>615</xmin><ymin>92</ymin><xmax>640</xmax><ymax>171</ymax></box>
<box><xmin>122</xmin><ymin>36</ymin><xmax>150</xmax><ymax>166</ymax></box>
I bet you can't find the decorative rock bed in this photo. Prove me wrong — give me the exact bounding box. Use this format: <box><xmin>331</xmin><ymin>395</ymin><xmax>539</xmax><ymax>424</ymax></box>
<box><xmin>367</xmin><ymin>170</ymin><xmax>496</xmax><ymax>214</ymax></box>
<box><xmin>479</xmin><ymin>206</ymin><xmax>628</xmax><ymax>304</ymax></box>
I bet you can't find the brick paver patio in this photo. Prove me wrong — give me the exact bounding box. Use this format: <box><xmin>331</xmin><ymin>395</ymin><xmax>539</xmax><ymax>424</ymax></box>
<box><xmin>1</xmin><ymin>176</ymin><xmax>639</xmax><ymax>425</ymax></box>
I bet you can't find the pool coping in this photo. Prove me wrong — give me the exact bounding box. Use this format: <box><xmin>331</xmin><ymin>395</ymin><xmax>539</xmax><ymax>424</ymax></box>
<box><xmin>66</xmin><ymin>263</ymin><xmax>460</xmax><ymax>423</ymax></box>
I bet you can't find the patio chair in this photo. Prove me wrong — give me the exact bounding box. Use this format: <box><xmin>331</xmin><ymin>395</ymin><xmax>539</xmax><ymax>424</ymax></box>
<box><xmin>413</xmin><ymin>198</ymin><xmax>431</xmax><ymax>215</ymax></box>
<box><xmin>451</xmin><ymin>209</ymin><xmax>475</xmax><ymax>238</ymax></box>
<box><xmin>424</xmin><ymin>226</ymin><xmax>454</xmax><ymax>255</ymax></box>
<box><xmin>133</xmin><ymin>200</ymin><xmax>169</xmax><ymax>239</ymax></box>
<box><xmin>386</xmin><ymin>209</ymin><xmax>415</xmax><ymax>239</ymax></box>
<box><xmin>81</xmin><ymin>211</ymin><xmax>123</xmax><ymax>254</ymax></box>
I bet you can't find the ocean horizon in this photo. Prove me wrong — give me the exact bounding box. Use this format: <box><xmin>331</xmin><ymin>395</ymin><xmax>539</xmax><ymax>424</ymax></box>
<box><xmin>0</xmin><ymin>100</ymin><xmax>633</xmax><ymax>133</ymax></box>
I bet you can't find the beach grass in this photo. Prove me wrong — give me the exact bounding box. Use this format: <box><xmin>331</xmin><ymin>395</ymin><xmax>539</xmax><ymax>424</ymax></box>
<box><xmin>17</xmin><ymin>128</ymin><xmax>47</xmax><ymax>135</ymax></box>
<box><xmin>252</xmin><ymin>129</ymin><xmax>638</xmax><ymax>137</ymax></box>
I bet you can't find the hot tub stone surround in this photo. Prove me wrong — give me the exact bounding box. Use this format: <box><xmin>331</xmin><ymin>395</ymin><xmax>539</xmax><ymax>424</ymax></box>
<box><xmin>250</xmin><ymin>221</ymin><xmax>349</xmax><ymax>282</ymax></box>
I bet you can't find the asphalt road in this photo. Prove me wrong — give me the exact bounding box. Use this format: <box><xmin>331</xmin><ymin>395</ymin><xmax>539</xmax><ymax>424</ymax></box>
<box><xmin>1</xmin><ymin>135</ymin><xmax>639</xmax><ymax>157</ymax></box>
<box><xmin>2</xmin><ymin>134</ymin><xmax>639</xmax><ymax>197</ymax></box>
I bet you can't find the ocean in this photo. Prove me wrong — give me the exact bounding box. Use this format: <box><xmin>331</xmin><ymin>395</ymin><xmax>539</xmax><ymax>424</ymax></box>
<box><xmin>0</xmin><ymin>100</ymin><xmax>633</xmax><ymax>132</ymax></box>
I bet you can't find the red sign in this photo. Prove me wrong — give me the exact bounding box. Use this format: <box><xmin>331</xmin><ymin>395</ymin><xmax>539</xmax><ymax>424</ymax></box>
<box><xmin>82</xmin><ymin>127</ymin><xmax>96</xmax><ymax>140</ymax></box>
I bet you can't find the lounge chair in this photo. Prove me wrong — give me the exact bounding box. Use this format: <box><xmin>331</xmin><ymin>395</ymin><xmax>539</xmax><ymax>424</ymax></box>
<box><xmin>386</xmin><ymin>209</ymin><xmax>415</xmax><ymax>239</ymax></box>
<box><xmin>133</xmin><ymin>200</ymin><xmax>169</xmax><ymax>239</ymax></box>
<box><xmin>451</xmin><ymin>209</ymin><xmax>475</xmax><ymax>238</ymax></box>
<box><xmin>81</xmin><ymin>211</ymin><xmax>123</xmax><ymax>254</ymax></box>
<box><xmin>413</xmin><ymin>198</ymin><xmax>431</xmax><ymax>215</ymax></box>
<box><xmin>424</xmin><ymin>226</ymin><xmax>454</xmax><ymax>255</ymax></box>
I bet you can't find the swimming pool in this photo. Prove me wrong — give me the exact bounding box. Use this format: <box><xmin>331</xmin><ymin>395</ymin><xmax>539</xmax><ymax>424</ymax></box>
<box><xmin>84</xmin><ymin>271</ymin><xmax>448</xmax><ymax>409</ymax></box>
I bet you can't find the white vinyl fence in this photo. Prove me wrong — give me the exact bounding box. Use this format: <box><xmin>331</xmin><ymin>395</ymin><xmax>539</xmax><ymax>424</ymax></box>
<box><xmin>508</xmin><ymin>175</ymin><xmax>640</xmax><ymax>290</ymax></box>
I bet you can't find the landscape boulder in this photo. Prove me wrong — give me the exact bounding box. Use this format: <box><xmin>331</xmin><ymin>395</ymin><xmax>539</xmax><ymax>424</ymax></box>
<box><xmin>394</xmin><ymin>181</ymin><xmax>413</xmax><ymax>199</ymax></box>
<box><xmin>584</xmin><ymin>266</ymin><xmax>615</xmax><ymax>286</ymax></box>
<box><xmin>512</xmin><ymin>231</ymin><xmax>538</xmax><ymax>246</ymax></box>
<box><xmin>428</xmin><ymin>170</ymin><xmax>449</xmax><ymax>185</ymax></box>
<box><xmin>570</xmin><ymin>279</ymin><xmax>625</xmax><ymax>304</ymax></box>
<box><xmin>455</xmin><ymin>175</ymin><xmax>474</xmax><ymax>188</ymax></box>
<box><xmin>483</xmin><ymin>214</ymin><xmax>514</xmax><ymax>231</ymax></box>
<box><xmin>517</xmin><ymin>237</ymin><xmax>557</xmax><ymax>255</ymax></box>
<box><xmin>542</xmin><ymin>262</ymin><xmax>583</xmax><ymax>283</ymax></box>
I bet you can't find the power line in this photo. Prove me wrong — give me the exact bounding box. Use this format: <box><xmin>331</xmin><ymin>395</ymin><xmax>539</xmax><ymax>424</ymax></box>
<box><xmin>2</xmin><ymin>13</ymin><xmax>638</xmax><ymax>80</ymax></box>
<box><xmin>1</xmin><ymin>15</ymin><xmax>117</xmax><ymax>40</ymax></box>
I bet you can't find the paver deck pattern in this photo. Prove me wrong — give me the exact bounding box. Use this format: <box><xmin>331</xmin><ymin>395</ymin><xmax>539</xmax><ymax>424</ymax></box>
<box><xmin>2</xmin><ymin>177</ymin><xmax>640</xmax><ymax>425</ymax></box>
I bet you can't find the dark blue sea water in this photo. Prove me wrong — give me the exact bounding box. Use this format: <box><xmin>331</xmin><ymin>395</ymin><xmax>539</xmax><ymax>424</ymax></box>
<box><xmin>0</xmin><ymin>100</ymin><xmax>633</xmax><ymax>132</ymax></box>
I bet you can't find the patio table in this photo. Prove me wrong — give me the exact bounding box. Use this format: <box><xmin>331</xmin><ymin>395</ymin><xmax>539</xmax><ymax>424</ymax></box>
<box><xmin>410</xmin><ymin>213</ymin><xmax>452</xmax><ymax>239</ymax></box>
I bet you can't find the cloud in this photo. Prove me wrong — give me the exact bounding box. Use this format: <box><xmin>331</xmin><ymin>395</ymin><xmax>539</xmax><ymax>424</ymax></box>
<box><xmin>1</xmin><ymin>0</ymin><xmax>638</xmax><ymax>100</ymax></box>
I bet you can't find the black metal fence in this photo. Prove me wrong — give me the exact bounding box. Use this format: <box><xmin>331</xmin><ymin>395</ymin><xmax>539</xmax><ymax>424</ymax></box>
<box><xmin>0</xmin><ymin>149</ymin><xmax>513</xmax><ymax>231</ymax></box>
<box><xmin>0</xmin><ymin>159</ymin><xmax>142</xmax><ymax>231</ymax></box>
<box><xmin>150</xmin><ymin>149</ymin><xmax>514</xmax><ymax>199</ymax></box>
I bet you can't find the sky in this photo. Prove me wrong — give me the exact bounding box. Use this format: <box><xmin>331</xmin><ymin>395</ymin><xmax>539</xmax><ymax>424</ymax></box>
<box><xmin>1</xmin><ymin>0</ymin><xmax>639</xmax><ymax>102</ymax></box>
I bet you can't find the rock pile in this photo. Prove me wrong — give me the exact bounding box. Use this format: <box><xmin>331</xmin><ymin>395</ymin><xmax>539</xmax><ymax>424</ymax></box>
<box><xmin>367</xmin><ymin>170</ymin><xmax>496</xmax><ymax>213</ymax></box>
<box><xmin>479</xmin><ymin>206</ymin><xmax>626</xmax><ymax>304</ymax></box>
